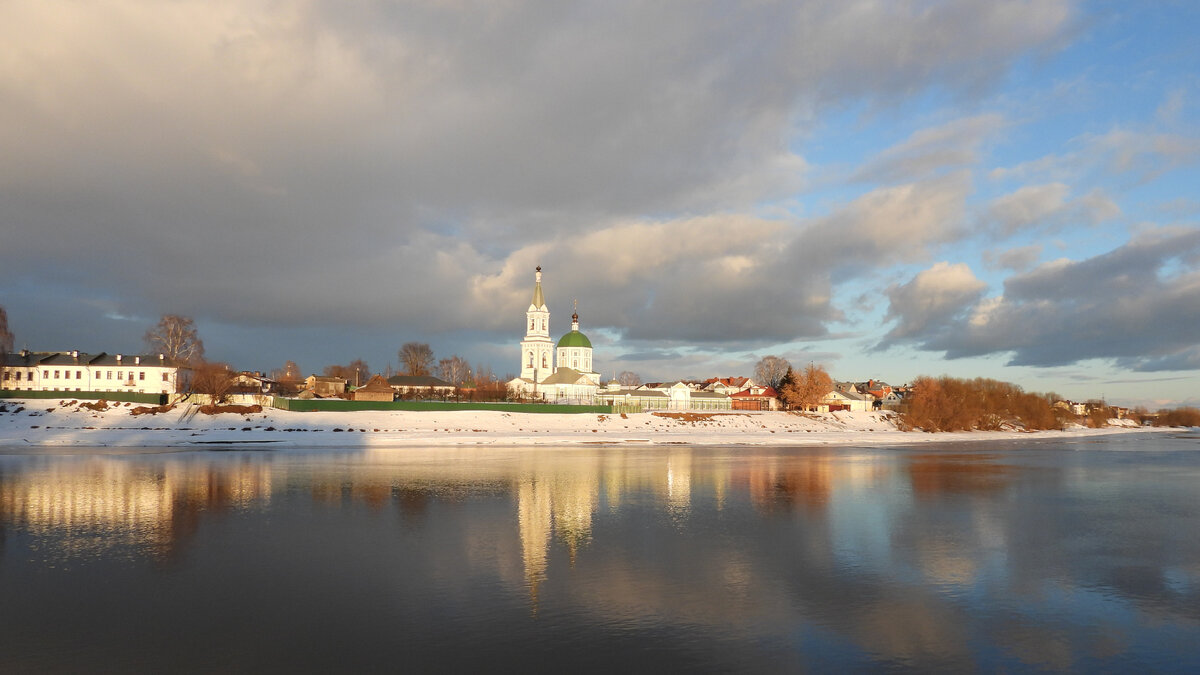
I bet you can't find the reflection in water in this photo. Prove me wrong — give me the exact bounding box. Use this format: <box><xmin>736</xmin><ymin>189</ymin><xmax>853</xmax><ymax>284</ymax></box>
<box><xmin>1</xmin><ymin>438</ymin><xmax>1199</xmax><ymax>672</ymax></box>
<box><xmin>0</xmin><ymin>458</ymin><xmax>271</xmax><ymax>562</ymax></box>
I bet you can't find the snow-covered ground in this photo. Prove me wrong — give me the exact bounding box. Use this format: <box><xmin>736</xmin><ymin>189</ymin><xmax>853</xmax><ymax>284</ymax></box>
<box><xmin>0</xmin><ymin>398</ymin><xmax>1155</xmax><ymax>449</ymax></box>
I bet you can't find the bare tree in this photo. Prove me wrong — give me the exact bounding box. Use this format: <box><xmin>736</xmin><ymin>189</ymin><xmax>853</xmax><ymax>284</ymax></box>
<box><xmin>348</xmin><ymin>358</ymin><xmax>370</xmax><ymax>386</ymax></box>
<box><xmin>273</xmin><ymin>360</ymin><xmax>301</xmax><ymax>382</ymax></box>
<box><xmin>0</xmin><ymin>305</ymin><xmax>12</xmax><ymax>354</ymax></box>
<box><xmin>323</xmin><ymin>359</ymin><xmax>370</xmax><ymax>387</ymax></box>
<box><xmin>617</xmin><ymin>370</ymin><xmax>641</xmax><ymax>386</ymax></box>
<box><xmin>145</xmin><ymin>314</ymin><xmax>205</xmax><ymax>363</ymax></box>
<box><xmin>754</xmin><ymin>355</ymin><xmax>791</xmax><ymax>391</ymax></box>
<box><xmin>190</xmin><ymin>361</ymin><xmax>235</xmax><ymax>403</ymax></box>
<box><xmin>437</xmin><ymin>355</ymin><xmax>470</xmax><ymax>387</ymax></box>
<box><xmin>399</xmin><ymin>342</ymin><xmax>434</xmax><ymax>376</ymax></box>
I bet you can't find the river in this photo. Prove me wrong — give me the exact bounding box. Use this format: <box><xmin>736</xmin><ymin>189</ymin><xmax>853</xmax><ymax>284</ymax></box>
<box><xmin>1</xmin><ymin>432</ymin><xmax>1198</xmax><ymax>672</ymax></box>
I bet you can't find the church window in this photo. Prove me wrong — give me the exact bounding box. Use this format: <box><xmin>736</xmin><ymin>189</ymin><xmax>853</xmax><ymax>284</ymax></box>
<box><xmin>542</xmin><ymin>355</ymin><xmax>548</xmax><ymax>368</ymax></box>
<box><xmin>528</xmin><ymin>352</ymin><xmax>534</xmax><ymax>367</ymax></box>
<box><xmin>530</xmin><ymin>319</ymin><xmax>534</xmax><ymax>330</ymax></box>
<box><xmin>541</xmin><ymin>319</ymin><xmax>546</xmax><ymax>331</ymax></box>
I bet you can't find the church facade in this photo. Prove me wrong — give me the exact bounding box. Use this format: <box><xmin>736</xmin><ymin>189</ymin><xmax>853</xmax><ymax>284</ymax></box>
<box><xmin>508</xmin><ymin>267</ymin><xmax>601</xmax><ymax>403</ymax></box>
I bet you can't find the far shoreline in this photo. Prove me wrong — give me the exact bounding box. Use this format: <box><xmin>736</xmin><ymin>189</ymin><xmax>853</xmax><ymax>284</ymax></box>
<box><xmin>0</xmin><ymin>397</ymin><xmax>1166</xmax><ymax>451</ymax></box>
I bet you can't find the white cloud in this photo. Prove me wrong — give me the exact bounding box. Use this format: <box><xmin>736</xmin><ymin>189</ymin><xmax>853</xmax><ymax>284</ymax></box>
<box><xmin>881</xmin><ymin>262</ymin><xmax>988</xmax><ymax>342</ymax></box>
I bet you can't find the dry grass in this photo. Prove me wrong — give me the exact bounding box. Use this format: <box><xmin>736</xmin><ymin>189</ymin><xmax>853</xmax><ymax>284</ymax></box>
<box><xmin>651</xmin><ymin>412</ymin><xmax>748</xmax><ymax>423</ymax></box>
<box><xmin>199</xmin><ymin>404</ymin><xmax>263</xmax><ymax>415</ymax></box>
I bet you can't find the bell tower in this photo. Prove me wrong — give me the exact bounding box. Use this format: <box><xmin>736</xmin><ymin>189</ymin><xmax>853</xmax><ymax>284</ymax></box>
<box><xmin>520</xmin><ymin>266</ymin><xmax>554</xmax><ymax>381</ymax></box>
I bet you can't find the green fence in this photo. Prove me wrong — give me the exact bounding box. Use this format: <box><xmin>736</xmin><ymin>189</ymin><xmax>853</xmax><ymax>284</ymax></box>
<box><xmin>0</xmin><ymin>390</ymin><xmax>169</xmax><ymax>405</ymax></box>
<box><xmin>270</xmin><ymin>397</ymin><xmax>611</xmax><ymax>414</ymax></box>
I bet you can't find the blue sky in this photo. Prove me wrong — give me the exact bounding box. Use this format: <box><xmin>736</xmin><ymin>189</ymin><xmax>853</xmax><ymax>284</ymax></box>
<box><xmin>1</xmin><ymin>1</ymin><xmax>1198</xmax><ymax>407</ymax></box>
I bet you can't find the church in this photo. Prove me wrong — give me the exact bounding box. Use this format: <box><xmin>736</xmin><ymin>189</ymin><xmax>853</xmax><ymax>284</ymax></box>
<box><xmin>507</xmin><ymin>267</ymin><xmax>602</xmax><ymax>403</ymax></box>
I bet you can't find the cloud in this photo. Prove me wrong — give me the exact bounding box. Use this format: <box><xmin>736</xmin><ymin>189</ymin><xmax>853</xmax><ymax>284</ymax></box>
<box><xmin>982</xmin><ymin>183</ymin><xmax>1120</xmax><ymax>237</ymax></box>
<box><xmin>891</xmin><ymin>227</ymin><xmax>1200</xmax><ymax>369</ymax></box>
<box><xmin>853</xmin><ymin>114</ymin><xmax>1006</xmax><ymax>183</ymax></box>
<box><xmin>984</xmin><ymin>244</ymin><xmax>1043</xmax><ymax>272</ymax></box>
<box><xmin>0</xmin><ymin>0</ymin><xmax>1080</xmax><ymax>370</ymax></box>
<box><xmin>880</xmin><ymin>262</ymin><xmax>988</xmax><ymax>343</ymax></box>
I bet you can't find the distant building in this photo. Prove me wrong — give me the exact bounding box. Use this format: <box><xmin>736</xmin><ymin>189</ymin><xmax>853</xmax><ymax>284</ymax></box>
<box><xmin>731</xmin><ymin>386</ymin><xmax>780</xmax><ymax>411</ymax></box>
<box><xmin>352</xmin><ymin>375</ymin><xmax>395</xmax><ymax>402</ymax></box>
<box><xmin>508</xmin><ymin>267</ymin><xmax>601</xmax><ymax>403</ymax></box>
<box><xmin>1</xmin><ymin>349</ymin><xmax>184</xmax><ymax>395</ymax></box>
<box><xmin>597</xmin><ymin>380</ymin><xmax>732</xmax><ymax>410</ymax></box>
<box><xmin>304</xmin><ymin>375</ymin><xmax>346</xmax><ymax>397</ymax></box>
<box><xmin>387</xmin><ymin>374</ymin><xmax>455</xmax><ymax>398</ymax></box>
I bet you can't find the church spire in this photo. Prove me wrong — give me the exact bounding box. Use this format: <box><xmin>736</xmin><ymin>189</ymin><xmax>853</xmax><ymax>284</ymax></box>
<box><xmin>530</xmin><ymin>266</ymin><xmax>546</xmax><ymax>310</ymax></box>
<box><xmin>572</xmin><ymin>299</ymin><xmax>579</xmax><ymax>331</ymax></box>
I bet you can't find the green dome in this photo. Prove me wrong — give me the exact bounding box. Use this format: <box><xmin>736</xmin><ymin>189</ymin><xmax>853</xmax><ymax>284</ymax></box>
<box><xmin>557</xmin><ymin>330</ymin><xmax>592</xmax><ymax>349</ymax></box>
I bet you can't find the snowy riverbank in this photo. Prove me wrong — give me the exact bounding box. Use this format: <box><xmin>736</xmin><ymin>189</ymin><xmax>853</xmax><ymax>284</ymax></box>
<box><xmin>0</xmin><ymin>398</ymin><xmax>1156</xmax><ymax>449</ymax></box>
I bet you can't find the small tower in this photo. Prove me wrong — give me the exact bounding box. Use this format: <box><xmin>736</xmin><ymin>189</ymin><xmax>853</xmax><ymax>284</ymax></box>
<box><xmin>556</xmin><ymin>299</ymin><xmax>596</xmax><ymax>377</ymax></box>
<box><xmin>520</xmin><ymin>266</ymin><xmax>554</xmax><ymax>381</ymax></box>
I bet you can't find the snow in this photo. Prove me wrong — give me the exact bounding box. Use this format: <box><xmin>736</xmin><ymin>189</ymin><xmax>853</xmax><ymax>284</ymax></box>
<box><xmin>0</xmin><ymin>398</ymin><xmax>1162</xmax><ymax>449</ymax></box>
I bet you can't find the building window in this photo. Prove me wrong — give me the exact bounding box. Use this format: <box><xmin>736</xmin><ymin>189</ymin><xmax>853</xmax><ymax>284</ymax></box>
<box><xmin>76</xmin><ymin>371</ymin><xmax>81</xmax><ymax>379</ymax></box>
<box><xmin>107</xmin><ymin>371</ymin><xmax>113</xmax><ymax>380</ymax></box>
<box><xmin>44</xmin><ymin>370</ymin><xmax>50</xmax><ymax>379</ymax></box>
<box><xmin>139</xmin><ymin>372</ymin><xmax>145</xmax><ymax>380</ymax></box>
<box><xmin>162</xmin><ymin>373</ymin><xmax>169</xmax><ymax>382</ymax></box>
<box><xmin>54</xmin><ymin>370</ymin><xmax>60</xmax><ymax>379</ymax></box>
<box><xmin>117</xmin><ymin>371</ymin><xmax>123</xmax><ymax>381</ymax></box>
<box><xmin>14</xmin><ymin>372</ymin><xmax>21</xmax><ymax>381</ymax></box>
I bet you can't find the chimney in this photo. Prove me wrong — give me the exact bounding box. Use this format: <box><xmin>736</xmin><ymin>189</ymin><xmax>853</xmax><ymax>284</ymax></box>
<box><xmin>116</xmin><ymin>354</ymin><xmax>123</xmax><ymax>363</ymax></box>
<box><xmin>159</xmin><ymin>354</ymin><xmax>165</xmax><ymax>361</ymax></box>
<box><xmin>134</xmin><ymin>356</ymin><xmax>141</xmax><ymax>365</ymax></box>
<box><xmin>71</xmin><ymin>350</ymin><xmax>79</xmax><ymax>359</ymax></box>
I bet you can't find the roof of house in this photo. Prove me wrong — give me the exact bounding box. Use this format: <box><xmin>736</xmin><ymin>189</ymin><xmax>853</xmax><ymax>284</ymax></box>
<box><xmin>599</xmin><ymin>388</ymin><xmax>668</xmax><ymax>398</ymax></box>
<box><xmin>539</xmin><ymin>367</ymin><xmax>597</xmax><ymax>386</ymax></box>
<box><xmin>89</xmin><ymin>353</ymin><xmax>176</xmax><ymax>367</ymax></box>
<box><xmin>387</xmin><ymin>374</ymin><xmax>454</xmax><ymax>388</ymax></box>
<box><xmin>355</xmin><ymin>374</ymin><xmax>394</xmax><ymax>393</ymax></box>
<box><xmin>2</xmin><ymin>351</ymin><xmax>182</xmax><ymax>368</ymax></box>
<box><xmin>731</xmin><ymin>386</ymin><xmax>779</xmax><ymax>398</ymax></box>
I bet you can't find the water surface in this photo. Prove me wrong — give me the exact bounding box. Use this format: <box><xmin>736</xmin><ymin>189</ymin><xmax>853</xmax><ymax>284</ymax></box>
<box><xmin>2</xmin><ymin>433</ymin><xmax>1198</xmax><ymax>672</ymax></box>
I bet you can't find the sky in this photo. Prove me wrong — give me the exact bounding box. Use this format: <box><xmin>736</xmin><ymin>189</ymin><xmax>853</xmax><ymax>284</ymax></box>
<box><xmin>1</xmin><ymin>0</ymin><xmax>1198</xmax><ymax>408</ymax></box>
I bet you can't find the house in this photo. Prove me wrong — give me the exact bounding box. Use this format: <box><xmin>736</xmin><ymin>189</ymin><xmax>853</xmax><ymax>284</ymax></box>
<box><xmin>233</xmin><ymin>371</ymin><xmax>280</xmax><ymax>394</ymax></box>
<box><xmin>731</xmin><ymin>386</ymin><xmax>780</xmax><ymax>411</ymax></box>
<box><xmin>352</xmin><ymin>375</ymin><xmax>395</xmax><ymax>402</ymax></box>
<box><xmin>305</xmin><ymin>375</ymin><xmax>347</xmax><ymax>397</ymax></box>
<box><xmin>526</xmin><ymin>367</ymin><xmax>600</xmax><ymax>404</ymax></box>
<box><xmin>704</xmin><ymin>377</ymin><xmax>760</xmax><ymax>396</ymax></box>
<box><xmin>1</xmin><ymin>349</ymin><xmax>184</xmax><ymax>395</ymax></box>
<box><xmin>387</xmin><ymin>374</ymin><xmax>455</xmax><ymax>398</ymax></box>
<box><xmin>818</xmin><ymin>387</ymin><xmax>873</xmax><ymax>412</ymax></box>
<box><xmin>598</xmin><ymin>380</ymin><xmax>732</xmax><ymax>410</ymax></box>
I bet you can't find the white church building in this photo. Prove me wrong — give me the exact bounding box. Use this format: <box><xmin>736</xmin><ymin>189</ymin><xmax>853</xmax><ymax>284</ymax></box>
<box><xmin>508</xmin><ymin>267</ymin><xmax>601</xmax><ymax>403</ymax></box>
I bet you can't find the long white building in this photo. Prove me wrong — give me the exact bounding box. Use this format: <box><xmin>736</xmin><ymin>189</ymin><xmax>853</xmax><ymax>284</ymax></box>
<box><xmin>1</xmin><ymin>350</ymin><xmax>184</xmax><ymax>395</ymax></box>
